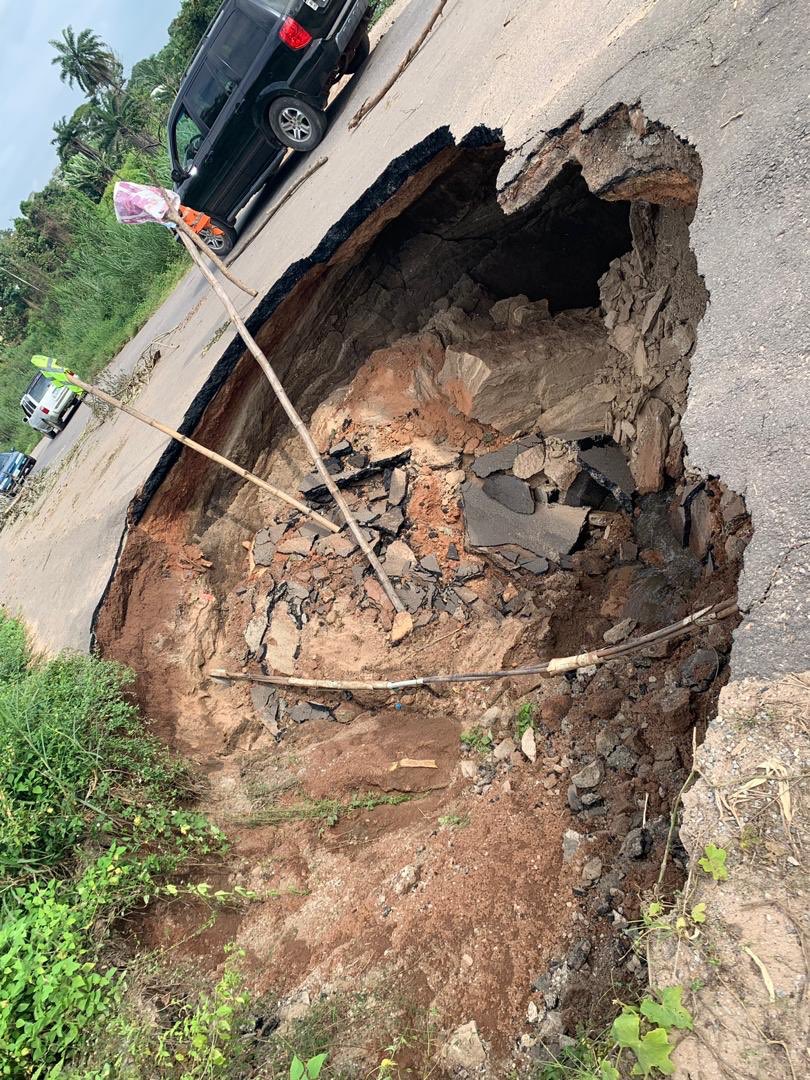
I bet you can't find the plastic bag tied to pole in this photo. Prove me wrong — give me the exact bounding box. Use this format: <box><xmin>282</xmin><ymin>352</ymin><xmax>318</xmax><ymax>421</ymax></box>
<box><xmin>113</xmin><ymin>181</ymin><xmax>180</xmax><ymax>226</ymax></box>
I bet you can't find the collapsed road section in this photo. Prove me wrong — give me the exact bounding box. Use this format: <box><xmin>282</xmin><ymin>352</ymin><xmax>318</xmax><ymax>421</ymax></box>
<box><xmin>95</xmin><ymin>106</ymin><xmax>752</xmax><ymax>1072</ymax></box>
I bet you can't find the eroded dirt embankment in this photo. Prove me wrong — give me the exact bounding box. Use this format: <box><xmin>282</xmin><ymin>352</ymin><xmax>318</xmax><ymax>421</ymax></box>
<box><xmin>95</xmin><ymin>107</ymin><xmax>752</xmax><ymax>1074</ymax></box>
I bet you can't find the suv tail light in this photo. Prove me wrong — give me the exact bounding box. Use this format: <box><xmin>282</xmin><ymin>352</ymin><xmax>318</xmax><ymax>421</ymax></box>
<box><xmin>279</xmin><ymin>17</ymin><xmax>312</xmax><ymax>49</ymax></box>
<box><xmin>41</xmin><ymin>407</ymin><xmax>50</xmax><ymax>415</ymax></box>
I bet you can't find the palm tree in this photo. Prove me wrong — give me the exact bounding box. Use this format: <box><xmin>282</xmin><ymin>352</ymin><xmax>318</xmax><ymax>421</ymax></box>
<box><xmin>62</xmin><ymin>151</ymin><xmax>117</xmax><ymax>200</ymax></box>
<box><xmin>52</xmin><ymin>107</ymin><xmax>102</xmax><ymax>165</ymax></box>
<box><xmin>90</xmin><ymin>91</ymin><xmax>162</xmax><ymax>155</ymax></box>
<box><xmin>49</xmin><ymin>26</ymin><xmax>123</xmax><ymax>97</ymax></box>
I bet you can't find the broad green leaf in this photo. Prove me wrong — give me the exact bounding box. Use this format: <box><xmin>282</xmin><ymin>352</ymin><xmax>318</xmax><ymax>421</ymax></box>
<box><xmin>611</xmin><ymin>1010</ymin><xmax>641</xmax><ymax>1049</ymax></box>
<box><xmin>306</xmin><ymin>1053</ymin><xmax>328</xmax><ymax>1078</ymax></box>
<box><xmin>290</xmin><ymin>1056</ymin><xmax>306</xmax><ymax>1080</ymax></box>
<box><xmin>698</xmin><ymin>843</ymin><xmax>728</xmax><ymax>882</ymax></box>
<box><xmin>599</xmin><ymin>1061</ymin><xmax>621</xmax><ymax>1080</ymax></box>
<box><xmin>640</xmin><ymin>986</ymin><xmax>693</xmax><ymax>1031</ymax></box>
<box><xmin>690</xmin><ymin>903</ymin><xmax>706</xmax><ymax>924</ymax></box>
<box><xmin>630</xmin><ymin>1027</ymin><xmax>675</xmax><ymax>1075</ymax></box>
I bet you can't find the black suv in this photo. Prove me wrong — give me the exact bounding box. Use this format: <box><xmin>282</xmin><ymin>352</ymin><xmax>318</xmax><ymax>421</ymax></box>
<box><xmin>168</xmin><ymin>0</ymin><xmax>372</xmax><ymax>249</ymax></box>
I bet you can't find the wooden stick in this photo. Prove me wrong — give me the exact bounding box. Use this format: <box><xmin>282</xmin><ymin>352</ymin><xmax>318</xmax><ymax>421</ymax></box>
<box><xmin>65</xmin><ymin>374</ymin><xmax>339</xmax><ymax>533</ymax></box>
<box><xmin>234</xmin><ymin>156</ymin><xmax>328</xmax><ymax>262</ymax></box>
<box><xmin>167</xmin><ymin>208</ymin><xmax>257</xmax><ymax>298</ymax></box>
<box><xmin>208</xmin><ymin>599</ymin><xmax>739</xmax><ymax>691</ymax></box>
<box><xmin>349</xmin><ymin>0</ymin><xmax>449</xmax><ymax>129</ymax></box>
<box><xmin>176</xmin><ymin>231</ymin><xmax>408</xmax><ymax>627</ymax></box>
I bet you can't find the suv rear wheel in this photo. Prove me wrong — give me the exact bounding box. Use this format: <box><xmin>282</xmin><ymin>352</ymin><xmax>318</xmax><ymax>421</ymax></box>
<box><xmin>201</xmin><ymin>219</ymin><xmax>237</xmax><ymax>257</ymax></box>
<box><xmin>268</xmin><ymin>97</ymin><xmax>327</xmax><ymax>151</ymax></box>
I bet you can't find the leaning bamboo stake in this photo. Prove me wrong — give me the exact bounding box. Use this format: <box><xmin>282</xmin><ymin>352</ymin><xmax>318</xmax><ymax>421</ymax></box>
<box><xmin>349</xmin><ymin>0</ymin><xmax>449</xmax><ymax>129</ymax></box>
<box><xmin>65</xmin><ymin>373</ymin><xmax>338</xmax><ymax>533</ymax></box>
<box><xmin>209</xmin><ymin>598</ymin><xmax>739</xmax><ymax>692</ymax></box>
<box><xmin>166</xmin><ymin>207</ymin><xmax>257</xmax><ymax>297</ymax></box>
<box><xmin>235</xmin><ymin>156</ymin><xmax>328</xmax><ymax>262</ymax></box>
<box><xmin>176</xmin><ymin>231</ymin><xmax>411</xmax><ymax>637</ymax></box>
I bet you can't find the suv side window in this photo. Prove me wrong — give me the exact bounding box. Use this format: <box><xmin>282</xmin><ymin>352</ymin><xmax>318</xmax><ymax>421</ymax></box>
<box><xmin>174</xmin><ymin>108</ymin><xmax>204</xmax><ymax>168</ymax></box>
<box><xmin>211</xmin><ymin>10</ymin><xmax>264</xmax><ymax>80</ymax></box>
<box><xmin>186</xmin><ymin>62</ymin><xmax>233</xmax><ymax>130</ymax></box>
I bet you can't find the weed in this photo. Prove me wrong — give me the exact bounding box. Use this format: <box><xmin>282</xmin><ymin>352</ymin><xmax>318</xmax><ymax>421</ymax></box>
<box><xmin>460</xmin><ymin>727</ymin><xmax>493</xmax><ymax>754</ymax></box>
<box><xmin>438</xmin><ymin>813</ymin><xmax>469</xmax><ymax>829</ymax></box>
<box><xmin>243</xmin><ymin>791</ymin><xmax>413</xmax><ymax>828</ymax></box>
<box><xmin>516</xmin><ymin>701</ymin><xmax>536</xmax><ymax>740</ymax></box>
<box><xmin>290</xmin><ymin>1052</ymin><xmax>328</xmax><ymax>1079</ymax></box>
<box><xmin>698</xmin><ymin>843</ymin><xmax>729</xmax><ymax>882</ymax></box>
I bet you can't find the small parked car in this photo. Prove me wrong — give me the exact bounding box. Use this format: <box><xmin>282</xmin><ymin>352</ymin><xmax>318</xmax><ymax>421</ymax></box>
<box><xmin>20</xmin><ymin>373</ymin><xmax>85</xmax><ymax>439</ymax></box>
<box><xmin>0</xmin><ymin>450</ymin><xmax>36</xmax><ymax>497</ymax></box>
<box><xmin>168</xmin><ymin>0</ymin><xmax>372</xmax><ymax>254</ymax></box>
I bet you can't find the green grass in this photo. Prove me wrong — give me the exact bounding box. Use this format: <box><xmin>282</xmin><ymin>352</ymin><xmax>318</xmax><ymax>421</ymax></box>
<box><xmin>243</xmin><ymin>791</ymin><xmax>413</xmax><ymax>828</ymax></box>
<box><xmin>0</xmin><ymin>610</ymin><xmax>232</xmax><ymax>1076</ymax></box>
<box><xmin>369</xmin><ymin>0</ymin><xmax>397</xmax><ymax>24</ymax></box>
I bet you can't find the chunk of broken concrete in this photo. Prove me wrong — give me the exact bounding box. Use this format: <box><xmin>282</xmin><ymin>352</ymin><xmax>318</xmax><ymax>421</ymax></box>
<box><xmin>577</xmin><ymin>444</ymin><xmax>635</xmax><ymax>511</ymax></box>
<box><xmin>571</xmin><ymin>761</ymin><xmax>602</xmax><ymax>789</ymax></box>
<box><xmin>387</xmin><ymin>468</ymin><xmax>408</xmax><ymax>507</ymax></box>
<box><xmin>375</xmin><ymin>507</ymin><xmax>404</xmax><ymax>536</ymax></box>
<box><xmin>383</xmin><ymin>540</ymin><xmax>417</xmax><ymax>578</ymax></box>
<box><xmin>288</xmin><ymin>701</ymin><xmax>334</xmax><ymax>724</ymax></box>
<box><xmin>482</xmin><ymin>473</ymin><xmax>534</xmax><ymax>515</ymax></box>
<box><xmin>471</xmin><ymin>444</ymin><xmax>523</xmax><ymax>478</ymax></box>
<box><xmin>264</xmin><ymin>606</ymin><xmax>300</xmax><ymax>675</ymax></box>
<box><xmin>463</xmin><ymin>480</ymin><xmax>586</xmax><ymax>560</ymax></box>
<box><xmin>631</xmin><ymin>398</ymin><xmax>671</xmax><ymax>494</ymax></box>
<box><xmin>276</xmin><ymin>534</ymin><xmax>315</xmax><ymax>557</ymax></box>
<box><xmin>419</xmin><ymin>554</ymin><xmax>442</xmax><ymax>576</ymax></box>
<box><xmin>602</xmin><ymin>617</ymin><xmax>637</xmax><ymax>645</ymax></box>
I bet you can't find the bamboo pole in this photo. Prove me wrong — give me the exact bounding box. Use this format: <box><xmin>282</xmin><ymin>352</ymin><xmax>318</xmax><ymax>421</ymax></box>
<box><xmin>167</xmin><ymin>208</ymin><xmax>257</xmax><ymax>297</ymax></box>
<box><xmin>234</xmin><ymin>156</ymin><xmax>328</xmax><ymax>262</ymax></box>
<box><xmin>176</xmin><ymin>231</ymin><xmax>410</xmax><ymax>637</ymax></box>
<box><xmin>208</xmin><ymin>598</ymin><xmax>739</xmax><ymax>692</ymax></box>
<box><xmin>349</xmin><ymin>0</ymin><xmax>450</xmax><ymax>129</ymax></box>
<box><xmin>65</xmin><ymin>373</ymin><xmax>339</xmax><ymax>533</ymax></box>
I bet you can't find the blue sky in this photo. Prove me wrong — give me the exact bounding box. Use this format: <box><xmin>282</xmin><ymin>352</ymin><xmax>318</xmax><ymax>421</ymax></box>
<box><xmin>0</xmin><ymin>0</ymin><xmax>182</xmax><ymax>228</ymax></box>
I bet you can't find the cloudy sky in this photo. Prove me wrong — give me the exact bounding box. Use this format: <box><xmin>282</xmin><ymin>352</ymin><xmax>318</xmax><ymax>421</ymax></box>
<box><xmin>0</xmin><ymin>0</ymin><xmax>181</xmax><ymax>228</ymax></box>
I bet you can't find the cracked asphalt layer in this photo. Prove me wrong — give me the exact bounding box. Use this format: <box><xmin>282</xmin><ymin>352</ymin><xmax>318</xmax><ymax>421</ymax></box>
<box><xmin>0</xmin><ymin>0</ymin><xmax>806</xmax><ymax>677</ymax></box>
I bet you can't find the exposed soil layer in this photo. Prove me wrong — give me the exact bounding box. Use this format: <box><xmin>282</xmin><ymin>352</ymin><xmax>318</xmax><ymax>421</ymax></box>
<box><xmin>96</xmin><ymin>107</ymin><xmax>751</xmax><ymax>1074</ymax></box>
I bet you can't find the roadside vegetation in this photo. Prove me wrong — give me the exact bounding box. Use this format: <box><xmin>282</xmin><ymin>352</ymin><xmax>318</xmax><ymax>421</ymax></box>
<box><xmin>0</xmin><ymin>0</ymin><xmax>398</xmax><ymax>454</ymax></box>
<box><xmin>0</xmin><ymin>0</ymin><xmax>228</xmax><ymax>452</ymax></box>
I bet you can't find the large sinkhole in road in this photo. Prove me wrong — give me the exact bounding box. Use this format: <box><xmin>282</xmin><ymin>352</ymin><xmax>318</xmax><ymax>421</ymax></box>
<box><xmin>96</xmin><ymin>113</ymin><xmax>750</xmax><ymax>1069</ymax></box>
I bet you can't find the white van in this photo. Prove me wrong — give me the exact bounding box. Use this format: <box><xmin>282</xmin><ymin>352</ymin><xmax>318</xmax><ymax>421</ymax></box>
<box><xmin>20</xmin><ymin>373</ymin><xmax>85</xmax><ymax>439</ymax></box>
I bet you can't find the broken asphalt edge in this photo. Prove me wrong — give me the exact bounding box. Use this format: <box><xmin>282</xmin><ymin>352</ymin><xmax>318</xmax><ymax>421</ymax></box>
<box><xmin>88</xmin><ymin>122</ymin><xmax>503</xmax><ymax>651</ymax></box>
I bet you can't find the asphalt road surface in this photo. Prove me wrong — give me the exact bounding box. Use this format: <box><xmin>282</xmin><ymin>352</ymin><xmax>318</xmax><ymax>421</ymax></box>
<box><xmin>1</xmin><ymin>0</ymin><xmax>807</xmax><ymax>679</ymax></box>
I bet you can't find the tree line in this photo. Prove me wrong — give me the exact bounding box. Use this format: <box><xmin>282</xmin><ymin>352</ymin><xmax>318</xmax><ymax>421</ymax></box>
<box><xmin>0</xmin><ymin>0</ymin><xmax>222</xmax><ymax>451</ymax></box>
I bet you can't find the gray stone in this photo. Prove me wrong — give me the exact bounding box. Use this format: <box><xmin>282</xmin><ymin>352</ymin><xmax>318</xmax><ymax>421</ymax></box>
<box><xmin>329</xmin><ymin>438</ymin><xmax>352</xmax><ymax>457</ymax></box>
<box><xmin>250</xmin><ymin>685</ymin><xmax>280</xmax><ymax>735</ymax></box>
<box><xmin>288</xmin><ymin>701</ymin><xmax>334</xmax><ymax>724</ymax></box>
<box><xmin>513</xmin><ymin>444</ymin><xmax>547</xmax><ymax>479</ymax></box>
<box><xmin>264</xmin><ymin>606</ymin><xmax>300</xmax><ymax>675</ymax></box>
<box><xmin>631</xmin><ymin>398</ymin><xmax>671</xmax><ymax>494</ymax></box>
<box><xmin>603</xmin><ymin>617</ymin><xmax>637</xmax><ymax>645</ymax></box>
<box><xmin>580</xmin><ymin>857</ymin><xmax>603</xmax><ymax>884</ymax></box>
<box><xmin>562</xmin><ymin>829</ymin><xmax>583</xmax><ymax>862</ymax></box>
<box><xmin>571</xmin><ymin>761</ymin><xmax>602</xmax><ymax>789</ymax></box>
<box><xmin>493</xmin><ymin>737</ymin><xmax>516</xmax><ymax>761</ymax></box>
<box><xmin>679</xmin><ymin>648</ymin><xmax>720</xmax><ymax>691</ymax></box>
<box><xmin>388</xmin><ymin>468</ymin><xmax>408</xmax><ymax>506</ymax></box>
<box><xmin>382</xmin><ymin>540</ymin><xmax>416</xmax><ymax>577</ymax></box>
<box><xmin>463</xmin><ymin>480</ymin><xmax>586</xmax><ymax>559</ymax></box>
<box><xmin>442</xmin><ymin>1021</ymin><xmax>487</xmax><ymax>1071</ymax></box>
<box><xmin>521</xmin><ymin>726</ymin><xmax>537</xmax><ymax>762</ymax></box>
<box><xmin>622</xmin><ymin>827</ymin><xmax>652</xmax><ymax>860</ymax></box>
<box><xmin>482</xmin><ymin>473</ymin><xmax>535</xmax><ymax>515</ymax></box>
<box><xmin>454</xmin><ymin>585</ymin><xmax>479</xmax><ymax>603</ymax></box>
<box><xmin>567</xmin><ymin>784</ymin><xmax>583</xmax><ymax>812</ymax></box>
<box><xmin>606</xmin><ymin>745</ymin><xmax>639</xmax><ymax>771</ymax></box>
<box><xmin>318</xmin><ymin>533</ymin><xmax>357</xmax><ymax>558</ymax></box>
<box><xmin>375</xmin><ymin>507</ymin><xmax>404</xmax><ymax>536</ymax></box>
<box><xmin>419</xmin><ymin>554</ymin><xmax>442</xmax><ymax>575</ymax></box>
<box><xmin>244</xmin><ymin>613</ymin><xmax>268</xmax><ymax>654</ymax></box>
<box><xmin>253</xmin><ymin>523</ymin><xmax>287</xmax><ymax>566</ymax></box>
<box><xmin>566</xmin><ymin>939</ymin><xmax>592</xmax><ymax>971</ymax></box>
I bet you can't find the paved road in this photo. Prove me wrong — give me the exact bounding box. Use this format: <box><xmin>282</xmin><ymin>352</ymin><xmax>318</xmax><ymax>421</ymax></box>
<box><xmin>0</xmin><ymin>0</ymin><xmax>807</xmax><ymax>678</ymax></box>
